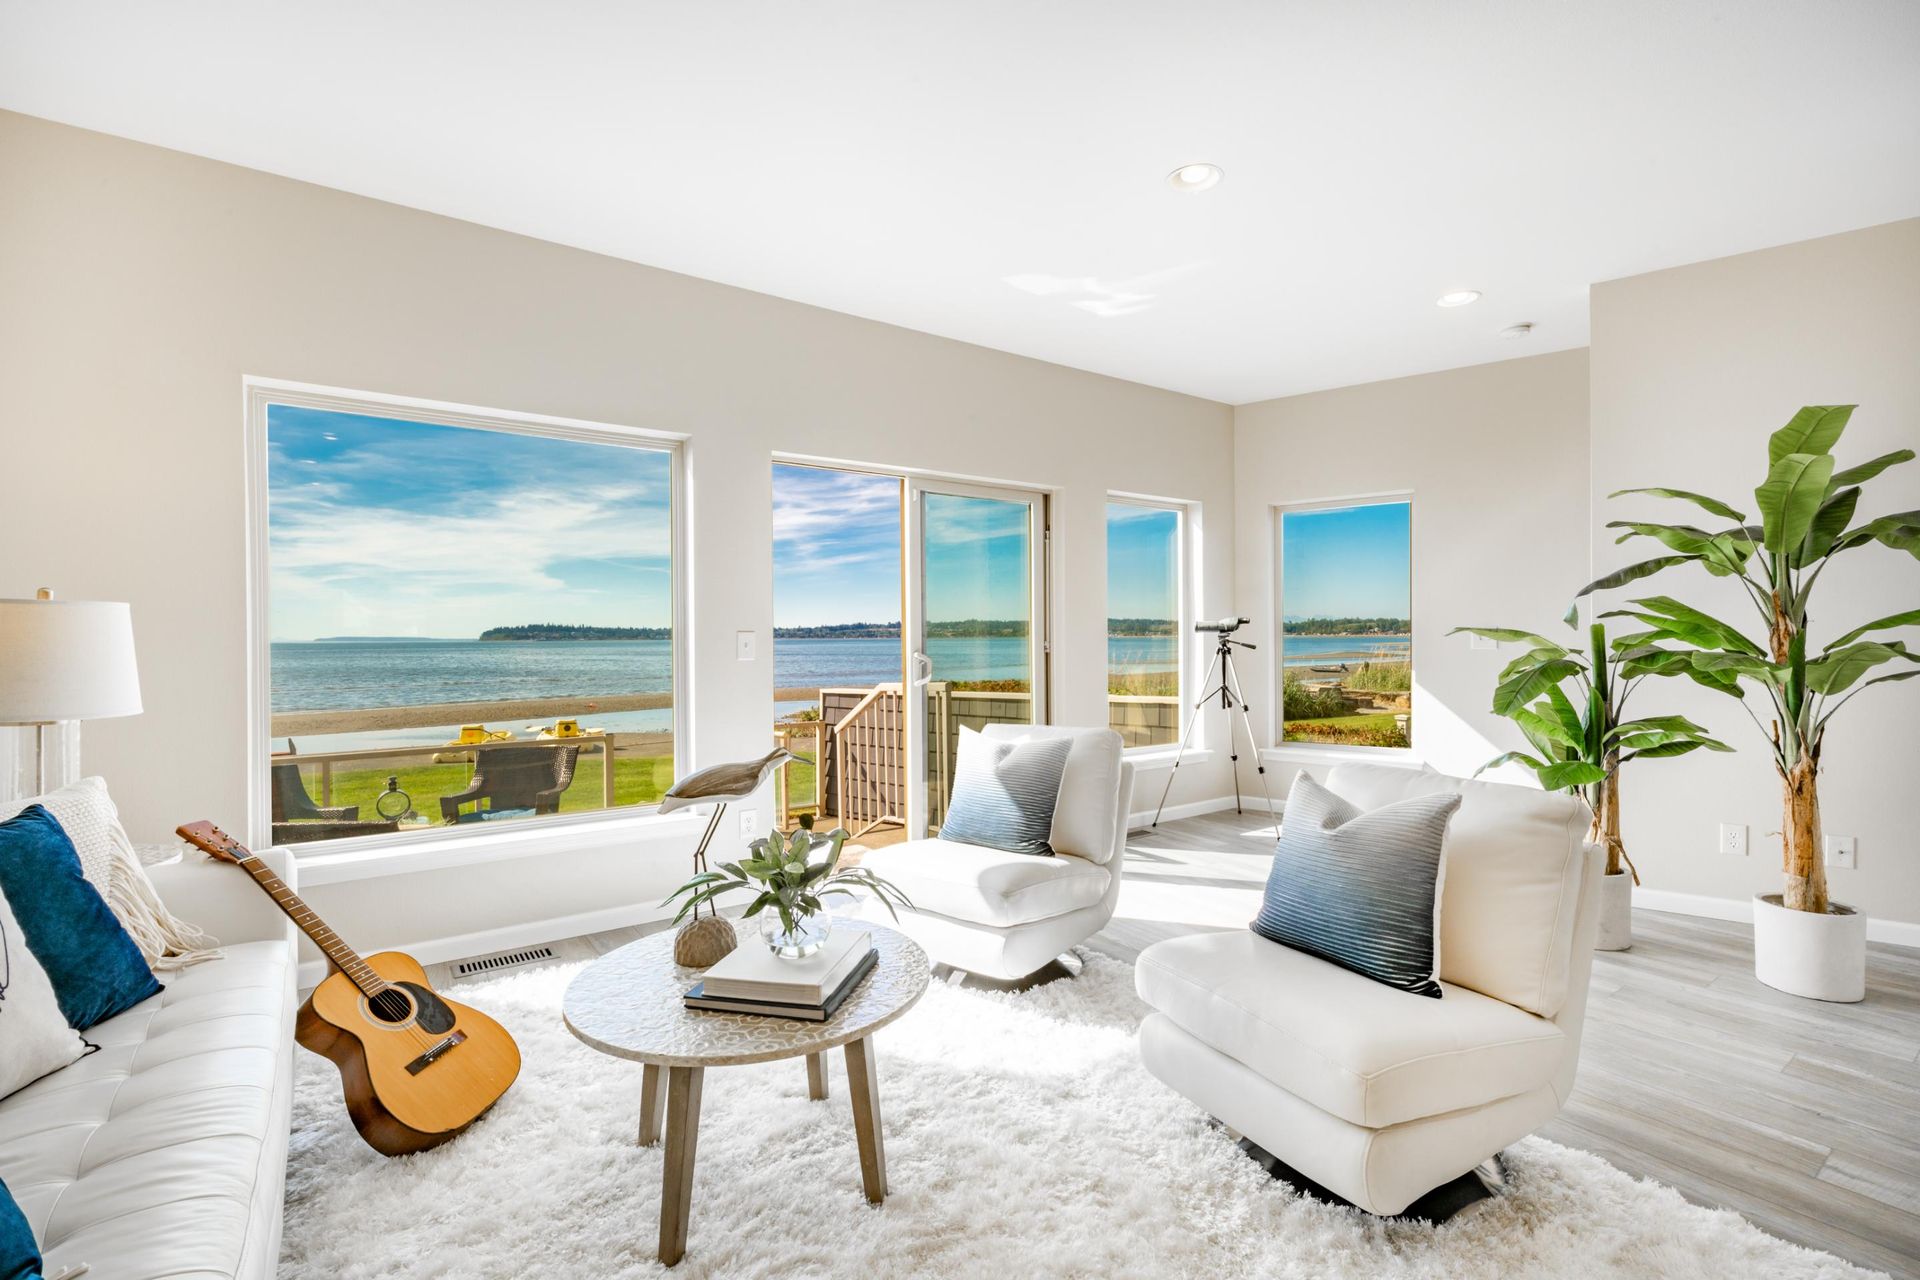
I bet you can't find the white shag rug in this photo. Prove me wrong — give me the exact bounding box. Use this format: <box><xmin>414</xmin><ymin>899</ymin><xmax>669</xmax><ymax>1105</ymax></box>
<box><xmin>282</xmin><ymin>951</ymin><xmax>1882</xmax><ymax>1280</ymax></box>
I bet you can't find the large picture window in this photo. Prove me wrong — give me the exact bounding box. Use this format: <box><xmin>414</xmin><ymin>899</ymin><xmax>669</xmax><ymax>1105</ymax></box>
<box><xmin>1106</xmin><ymin>500</ymin><xmax>1184</xmax><ymax>748</ymax></box>
<box><xmin>1276</xmin><ymin>500</ymin><xmax>1411</xmax><ymax>749</ymax></box>
<box><xmin>256</xmin><ymin>392</ymin><xmax>680</xmax><ymax>847</ymax></box>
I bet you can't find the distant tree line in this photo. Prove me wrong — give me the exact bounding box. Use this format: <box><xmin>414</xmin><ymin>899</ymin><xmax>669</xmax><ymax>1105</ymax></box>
<box><xmin>1283</xmin><ymin>617</ymin><xmax>1410</xmax><ymax>636</ymax></box>
<box><xmin>479</xmin><ymin>624</ymin><xmax>671</xmax><ymax>641</ymax></box>
<box><xmin>482</xmin><ymin>618</ymin><xmax>1178</xmax><ymax>642</ymax></box>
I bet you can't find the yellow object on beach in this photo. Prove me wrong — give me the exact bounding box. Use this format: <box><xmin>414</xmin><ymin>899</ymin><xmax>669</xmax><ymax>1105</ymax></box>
<box><xmin>431</xmin><ymin>724</ymin><xmax>513</xmax><ymax>764</ymax></box>
<box><xmin>526</xmin><ymin>717</ymin><xmax>606</xmax><ymax>751</ymax></box>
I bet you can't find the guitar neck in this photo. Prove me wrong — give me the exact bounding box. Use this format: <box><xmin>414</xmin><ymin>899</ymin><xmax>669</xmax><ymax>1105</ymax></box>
<box><xmin>237</xmin><ymin>856</ymin><xmax>387</xmax><ymax>994</ymax></box>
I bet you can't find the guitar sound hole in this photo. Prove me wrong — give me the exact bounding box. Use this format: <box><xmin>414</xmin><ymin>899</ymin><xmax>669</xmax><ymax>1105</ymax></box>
<box><xmin>367</xmin><ymin>988</ymin><xmax>415</xmax><ymax>1024</ymax></box>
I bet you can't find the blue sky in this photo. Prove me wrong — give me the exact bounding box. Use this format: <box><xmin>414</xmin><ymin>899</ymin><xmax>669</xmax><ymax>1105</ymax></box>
<box><xmin>1281</xmin><ymin>501</ymin><xmax>1411</xmax><ymax>620</ymax></box>
<box><xmin>1106</xmin><ymin>504</ymin><xmax>1179</xmax><ymax>619</ymax></box>
<box><xmin>772</xmin><ymin>464</ymin><xmax>902</xmax><ymax>626</ymax></box>
<box><xmin>267</xmin><ymin>405</ymin><xmax>672</xmax><ymax>640</ymax></box>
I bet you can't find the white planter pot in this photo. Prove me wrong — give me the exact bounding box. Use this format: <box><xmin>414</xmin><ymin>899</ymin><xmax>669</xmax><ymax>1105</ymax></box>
<box><xmin>1596</xmin><ymin>870</ymin><xmax>1633</xmax><ymax>951</ymax></box>
<box><xmin>1752</xmin><ymin>893</ymin><xmax>1866</xmax><ymax>1002</ymax></box>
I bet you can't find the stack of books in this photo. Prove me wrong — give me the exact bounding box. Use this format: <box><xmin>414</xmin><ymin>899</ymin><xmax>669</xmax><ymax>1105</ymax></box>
<box><xmin>684</xmin><ymin>929</ymin><xmax>877</xmax><ymax>1022</ymax></box>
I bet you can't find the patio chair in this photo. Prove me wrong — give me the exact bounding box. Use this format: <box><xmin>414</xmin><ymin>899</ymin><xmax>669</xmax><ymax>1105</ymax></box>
<box><xmin>270</xmin><ymin>761</ymin><xmax>359</xmax><ymax>822</ymax></box>
<box><xmin>441</xmin><ymin>743</ymin><xmax>582</xmax><ymax>823</ymax></box>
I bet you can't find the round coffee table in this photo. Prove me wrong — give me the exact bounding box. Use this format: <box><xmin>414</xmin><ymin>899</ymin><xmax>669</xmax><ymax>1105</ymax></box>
<box><xmin>562</xmin><ymin>921</ymin><xmax>930</xmax><ymax>1266</ymax></box>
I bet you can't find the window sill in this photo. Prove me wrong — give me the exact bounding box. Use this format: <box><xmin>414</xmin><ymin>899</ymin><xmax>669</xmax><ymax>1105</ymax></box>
<box><xmin>290</xmin><ymin>808</ymin><xmax>708</xmax><ymax>887</ymax></box>
<box><xmin>1123</xmin><ymin>746</ymin><xmax>1212</xmax><ymax>770</ymax></box>
<box><xmin>1257</xmin><ymin>744</ymin><xmax>1419</xmax><ymax>768</ymax></box>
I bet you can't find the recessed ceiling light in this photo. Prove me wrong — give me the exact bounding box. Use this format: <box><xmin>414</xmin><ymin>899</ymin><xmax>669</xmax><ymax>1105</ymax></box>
<box><xmin>1167</xmin><ymin>163</ymin><xmax>1223</xmax><ymax>192</ymax></box>
<box><xmin>1499</xmin><ymin>322</ymin><xmax>1535</xmax><ymax>339</ymax></box>
<box><xmin>1436</xmin><ymin>290</ymin><xmax>1482</xmax><ymax>307</ymax></box>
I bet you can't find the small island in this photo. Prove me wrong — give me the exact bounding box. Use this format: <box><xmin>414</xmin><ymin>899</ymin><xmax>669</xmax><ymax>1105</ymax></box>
<box><xmin>479</xmin><ymin>625</ymin><xmax>672</xmax><ymax>641</ymax></box>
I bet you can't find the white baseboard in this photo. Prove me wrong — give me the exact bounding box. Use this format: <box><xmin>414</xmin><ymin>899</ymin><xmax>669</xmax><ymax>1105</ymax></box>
<box><xmin>1128</xmin><ymin>794</ymin><xmax>1253</xmax><ymax>830</ymax></box>
<box><xmin>1634</xmin><ymin>886</ymin><xmax>1920</xmax><ymax>949</ymax></box>
<box><xmin>295</xmin><ymin>899</ymin><xmax>673</xmax><ymax>990</ymax></box>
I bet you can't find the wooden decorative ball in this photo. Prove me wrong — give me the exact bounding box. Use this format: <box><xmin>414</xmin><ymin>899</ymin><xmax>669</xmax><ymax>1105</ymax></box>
<box><xmin>673</xmin><ymin>915</ymin><xmax>738</xmax><ymax>968</ymax></box>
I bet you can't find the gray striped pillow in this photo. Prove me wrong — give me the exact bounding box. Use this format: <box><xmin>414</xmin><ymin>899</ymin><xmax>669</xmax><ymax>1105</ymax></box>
<box><xmin>1252</xmin><ymin>772</ymin><xmax>1461</xmax><ymax>997</ymax></box>
<box><xmin>939</xmin><ymin>727</ymin><xmax>1073</xmax><ymax>857</ymax></box>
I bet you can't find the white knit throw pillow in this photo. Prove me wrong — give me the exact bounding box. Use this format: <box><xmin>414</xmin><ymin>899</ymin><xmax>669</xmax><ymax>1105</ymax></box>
<box><xmin>2</xmin><ymin>778</ymin><xmax>220</xmax><ymax>970</ymax></box>
<box><xmin>0</xmin><ymin>881</ymin><xmax>89</xmax><ymax>1099</ymax></box>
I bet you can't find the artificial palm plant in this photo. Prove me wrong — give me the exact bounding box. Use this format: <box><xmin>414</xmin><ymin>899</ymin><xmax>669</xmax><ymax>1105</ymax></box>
<box><xmin>1576</xmin><ymin>404</ymin><xmax>1918</xmax><ymax>917</ymax></box>
<box><xmin>1450</xmin><ymin>619</ymin><xmax>1731</xmax><ymax>881</ymax></box>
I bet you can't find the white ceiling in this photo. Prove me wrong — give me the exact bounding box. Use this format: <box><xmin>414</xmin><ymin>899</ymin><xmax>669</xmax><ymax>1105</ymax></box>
<box><xmin>3</xmin><ymin>2</ymin><xmax>1916</xmax><ymax>404</ymax></box>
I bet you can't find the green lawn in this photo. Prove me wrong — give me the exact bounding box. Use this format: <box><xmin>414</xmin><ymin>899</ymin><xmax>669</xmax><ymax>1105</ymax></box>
<box><xmin>1283</xmin><ymin>714</ymin><xmax>1411</xmax><ymax>748</ymax></box>
<box><xmin>302</xmin><ymin>754</ymin><xmax>676</xmax><ymax>823</ymax></box>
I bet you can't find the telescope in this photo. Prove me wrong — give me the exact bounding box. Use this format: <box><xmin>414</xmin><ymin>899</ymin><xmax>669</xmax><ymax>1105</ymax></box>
<box><xmin>1194</xmin><ymin>616</ymin><xmax>1250</xmax><ymax>634</ymax></box>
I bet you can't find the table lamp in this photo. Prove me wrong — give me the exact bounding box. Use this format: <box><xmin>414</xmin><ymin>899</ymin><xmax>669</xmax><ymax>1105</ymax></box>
<box><xmin>0</xmin><ymin>589</ymin><xmax>143</xmax><ymax>794</ymax></box>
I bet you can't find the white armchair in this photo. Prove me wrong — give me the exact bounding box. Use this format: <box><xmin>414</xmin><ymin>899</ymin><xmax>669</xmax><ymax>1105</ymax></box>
<box><xmin>856</xmin><ymin>725</ymin><xmax>1135</xmax><ymax>981</ymax></box>
<box><xmin>1134</xmin><ymin>762</ymin><xmax>1604</xmax><ymax>1215</ymax></box>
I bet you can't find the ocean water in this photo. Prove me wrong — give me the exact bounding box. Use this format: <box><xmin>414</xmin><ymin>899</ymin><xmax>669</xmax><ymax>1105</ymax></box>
<box><xmin>268</xmin><ymin>634</ymin><xmax>1406</xmax><ymax>751</ymax></box>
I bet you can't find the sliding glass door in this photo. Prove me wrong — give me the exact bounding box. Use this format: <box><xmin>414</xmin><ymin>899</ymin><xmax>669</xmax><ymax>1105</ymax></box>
<box><xmin>906</xmin><ymin>480</ymin><xmax>1048</xmax><ymax>837</ymax></box>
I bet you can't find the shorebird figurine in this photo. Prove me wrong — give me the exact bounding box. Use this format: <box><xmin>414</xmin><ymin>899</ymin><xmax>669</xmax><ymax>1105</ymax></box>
<box><xmin>657</xmin><ymin>748</ymin><xmax>796</xmax><ymax>967</ymax></box>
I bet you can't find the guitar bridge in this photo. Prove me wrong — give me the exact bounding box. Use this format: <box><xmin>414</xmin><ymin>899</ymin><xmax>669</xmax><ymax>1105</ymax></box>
<box><xmin>405</xmin><ymin>1029</ymin><xmax>467</xmax><ymax>1076</ymax></box>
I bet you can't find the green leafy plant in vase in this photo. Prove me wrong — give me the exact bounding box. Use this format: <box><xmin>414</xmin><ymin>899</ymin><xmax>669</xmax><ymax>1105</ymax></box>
<box><xmin>664</xmin><ymin>815</ymin><xmax>914</xmax><ymax>959</ymax></box>
<box><xmin>1450</xmin><ymin>618</ymin><xmax>1732</xmax><ymax>950</ymax></box>
<box><xmin>1576</xmin><ymin>404</ymin><xmax>1917</xmax><ymax>1000</ymax></box>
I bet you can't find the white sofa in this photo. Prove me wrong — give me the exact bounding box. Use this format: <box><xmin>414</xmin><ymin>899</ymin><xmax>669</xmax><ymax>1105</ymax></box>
<box><xmin>1135</xmin><ymin>762</ymin><xmax>1604</xmax><ymax>1215</ymax></box>
<box><xmin>857</xmin><ymin>725</ymin><xmax>1135</xmax><ymax>981</ymax></box>
<box><xmin>0</xmin><ymin>847</ymin><xmax>299</xmax><ymax>1279</ymax></box>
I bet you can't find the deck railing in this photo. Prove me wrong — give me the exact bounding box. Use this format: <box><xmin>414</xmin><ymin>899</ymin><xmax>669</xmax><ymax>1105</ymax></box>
<box><xmin>281</xmin><ymin>734</ymin><xmax>619</xmax><ymax>816</ymax></box>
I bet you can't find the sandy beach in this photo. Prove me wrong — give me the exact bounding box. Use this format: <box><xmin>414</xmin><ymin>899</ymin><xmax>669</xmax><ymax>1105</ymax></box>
<box><xmin>270</xmin><ymin>688</ymin><xmax>836</xmax><ymax>738</ymax></box>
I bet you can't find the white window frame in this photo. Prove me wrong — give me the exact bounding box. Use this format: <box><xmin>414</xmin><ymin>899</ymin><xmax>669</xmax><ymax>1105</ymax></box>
<box><xmin>1105</xmin><ymin>493</ymin><xmax>1197</xmax><ymax>759</ymax></box>
<box><xmin>1265</xmin><ymin>493</ymin><xmax>1415</xmax><ymax>764</ymax></box>
<box><xmin>242</xmin><ymin>377</ymin><xmax>692</xmax><ymax>866</ymax></box>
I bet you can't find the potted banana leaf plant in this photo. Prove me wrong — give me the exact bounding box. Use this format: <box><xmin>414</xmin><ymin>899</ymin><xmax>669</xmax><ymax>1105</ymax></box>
<box><xmin>1450</xmin><ymin>618</ymin><xmax>1732</xmax><ymax>950</ymax></box>
<box><xmin>1577</xmin><ymin>404</ymin><xmax>1918</xmax><ymax>1000</ymax></box>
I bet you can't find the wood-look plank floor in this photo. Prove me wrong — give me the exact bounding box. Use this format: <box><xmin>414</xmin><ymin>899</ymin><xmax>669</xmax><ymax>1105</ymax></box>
<box><xmin>424</xmin><ymin>808</ymin><xmax>1920</xmax><ymax>1278</ymax></box>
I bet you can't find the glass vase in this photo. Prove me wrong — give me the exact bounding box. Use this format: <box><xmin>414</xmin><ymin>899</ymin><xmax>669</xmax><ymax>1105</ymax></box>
<box><xmin>760</xmin><ymin>904</ymin><xmax>833</xmax><ymax>959</ymax></box>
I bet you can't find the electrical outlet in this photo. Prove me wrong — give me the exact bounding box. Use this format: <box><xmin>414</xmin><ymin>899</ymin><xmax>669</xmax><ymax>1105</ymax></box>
<box><xmin>736</xmin><ymin>630</ymin><xmax>757</xmax><ymax>662</ymax></box>
<box><xmin>738</xmin><ymin>809</ymin><xmax>760</xmax><ymax>840</ymax></box>
<box><xmin>1719</xmin><ymin>823</ymin><xmax>1748</xmax><ymax>857</ymax></box>
<box><xmin>1827</xmin><ymin>834</ymin><xmax>1858</xmax><ymax>870</ymax></box>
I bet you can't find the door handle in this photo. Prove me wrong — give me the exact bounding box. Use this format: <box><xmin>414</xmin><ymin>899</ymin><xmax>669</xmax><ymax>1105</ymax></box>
<box><xmin>911</xmin><ymin>651</ymin><xmax>933</xmax><ymax>688</ymax></box>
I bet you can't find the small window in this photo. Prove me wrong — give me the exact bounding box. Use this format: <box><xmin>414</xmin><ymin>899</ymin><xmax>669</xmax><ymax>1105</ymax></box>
<box><xmin>1106</xmin><ymin>500</ymin><xmax>1185</xmax><ymax>748</ymax></box>
<box><xmin>256</xmin><ymin>393</ymin><xmax>680</xmax><ymax>848</ymax></box>
<box><xmin>1276</xmin><ymin>500</ymin><xmax>1411</xmax><ymax>749</ymax></box>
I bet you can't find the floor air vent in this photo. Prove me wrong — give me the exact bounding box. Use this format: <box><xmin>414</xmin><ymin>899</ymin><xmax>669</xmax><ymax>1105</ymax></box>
<box><xmin>456</xmin><ymin>945</ymin><xmax>556</xmax><ymax>977</ymax></box>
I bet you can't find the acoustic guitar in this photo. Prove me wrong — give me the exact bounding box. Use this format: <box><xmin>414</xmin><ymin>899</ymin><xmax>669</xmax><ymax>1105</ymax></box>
<box><xmin>176</xmin><ymin>820</ymin><xmax>522</xmax><ymax>1156</ymax></box>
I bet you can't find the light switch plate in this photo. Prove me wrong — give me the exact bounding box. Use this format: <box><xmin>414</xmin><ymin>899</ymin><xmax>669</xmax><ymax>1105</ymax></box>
<box><xmin>736</xmin><ymin>630</ymin><xmax>756</xmax><ymax>662</ymax></box>
<box><xmin>1719</xmin><ymin>823</ymin><xmax>1748</xmax><ymax>857</ymax></box>
<box><xmin>1827</xmin><ymin>835</ymin><xmax>1858</xmax><ymax>870</ymax></box>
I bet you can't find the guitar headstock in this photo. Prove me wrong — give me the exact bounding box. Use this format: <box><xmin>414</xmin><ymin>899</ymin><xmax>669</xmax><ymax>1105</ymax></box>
<box><xmin>175</xmin><ymin>820</ymin><xmax>255</xmax><ymax>865</ymax></box>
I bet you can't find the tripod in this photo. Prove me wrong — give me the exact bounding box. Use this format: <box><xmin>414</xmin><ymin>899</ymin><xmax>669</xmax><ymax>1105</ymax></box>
<box><xmin>1151</xmin><ymin>626</ymin><xmax>1279</xmax><ymax>835</ymax></box>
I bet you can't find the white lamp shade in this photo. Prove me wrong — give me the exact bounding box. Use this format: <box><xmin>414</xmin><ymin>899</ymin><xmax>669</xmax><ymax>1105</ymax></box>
<box><xmin>0</xmin><ymin>597</ymin><xmax>143</xmax><ymax>724</ymax></box>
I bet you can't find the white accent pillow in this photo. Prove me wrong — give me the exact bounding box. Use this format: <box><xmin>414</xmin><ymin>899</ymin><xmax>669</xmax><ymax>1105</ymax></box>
<box><xmin>0</xmin><ymin>880</ymin><xmax>89</xmax><ymax>1099</ymax></box>
<box><xmin>0</xmin><ymin>777</ymin><xmax>217</xmax><ymax>968</ymax></box>
<box><xmin>1323</xmin><ymin>762</ymin><xmax>1589</xmax><ymax>1019</ymax></box>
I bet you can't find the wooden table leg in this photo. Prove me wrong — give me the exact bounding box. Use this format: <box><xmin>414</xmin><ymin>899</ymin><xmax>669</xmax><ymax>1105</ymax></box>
<box><xmin>658</xmin><ymin>1065</ymin><xmax>704</xmax><ymax>1266</ymax></box>
<box><xmin>806</xmin><ymin>1051</ymin><xmax>829</xmax><ymax>1101</ymax></box>
<box><xmin>638</xmin><ymin>1063</ymin><xmax>668</xmax><ymax>1146</ymax></box>
<box><xmin>844</xmin><ymin>1036</ymin><xmax>887</xmax><ymax>1204</ymax></box>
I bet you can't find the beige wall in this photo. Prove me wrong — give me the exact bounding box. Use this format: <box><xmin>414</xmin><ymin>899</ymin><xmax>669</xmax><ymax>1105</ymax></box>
<box><xmin>1232</xmin><ymin>350</ymin><xmax>1593</xmax><ymax>794</ymax></box>
<box><xmin>1589</xmin><ymin>220</ymin><xmax>1920</xmax><ymax>927</ymax></box>
<box><xmin>0</xmin><ymin>111</ymin><xmax>1236</xmax><ymax>960</ymax></box>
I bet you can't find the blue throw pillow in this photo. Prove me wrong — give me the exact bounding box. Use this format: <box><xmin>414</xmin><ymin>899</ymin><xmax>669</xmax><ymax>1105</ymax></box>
<box><xmin>0</xmin><ymin>1176</ymin><xmax>41</xmax><ymax>1280</ymax></box>
<box><xmin>1252</xmin><ymin>773</ymin><xmax>1460</xmax><ymax>998</ymax></box>
<box><xmin>939</xmin><ymin>728</ymin><xmax>1073</xmax><ymax>857</ymax></box>
<box><xmin>0</xmin><ymin>805</ymin><xmax>162</xmax><ymax>1029</ymax></box>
